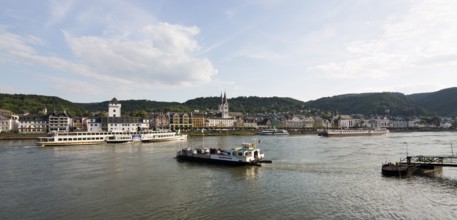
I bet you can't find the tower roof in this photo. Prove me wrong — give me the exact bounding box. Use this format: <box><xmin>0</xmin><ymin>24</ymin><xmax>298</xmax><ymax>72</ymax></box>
<box><xmin>110</xmin><ymin>97</ymin><xmax>119</xmax><ymax>104</ymax></box>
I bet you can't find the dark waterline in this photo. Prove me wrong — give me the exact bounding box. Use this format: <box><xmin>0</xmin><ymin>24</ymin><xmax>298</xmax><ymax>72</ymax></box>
<box><xmin>1</xmin><ymin>133</ymin><xmax>457</xmax><ymax>219</ymax></box>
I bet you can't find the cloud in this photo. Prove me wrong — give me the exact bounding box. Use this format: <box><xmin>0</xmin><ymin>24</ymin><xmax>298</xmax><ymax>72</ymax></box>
<box><xmin>64</xmin><ymin>22</ymin><xmax>217</xmax><ymax>87</ymax></box>
<box><xmin>308</xmin><ymin>0</ymin><xmax>457</xmax><ymax>79</ymax></box>
<box><xmin>0</xmin><ymin>19</ymin><xmax>218</xmax><ymax>92</ymax></box>
<box><xmin>47</xmin><ymin>0</ymin><xmax>76</xmax><ymax>27</ymax></box>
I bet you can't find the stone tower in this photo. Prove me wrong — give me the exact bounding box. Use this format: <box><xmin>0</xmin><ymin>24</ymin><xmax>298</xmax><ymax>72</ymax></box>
<box><xmin>108</xmin><ymin>97</ymin><xmax>121</xmax><ymax>117</ymax></box>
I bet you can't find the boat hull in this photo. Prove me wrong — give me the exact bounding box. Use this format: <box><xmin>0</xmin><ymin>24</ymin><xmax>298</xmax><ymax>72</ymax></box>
<box><xmin>142</xmin><ymin>135</ymin><xmax>187</xmax><ymax>143</ymax></box>
<box><xmin>176</xmin><ymin>155</ymin><xmax>260</xmax><ymax>166</ymax></box>
<box><xmin>36</xmin><ymin>141</ymin><xmax>105</xmax><ymax>147</ymax></box>
<box><xmin>320</xmin><ymin>129</ymin><xmax>389</xmax><ymax>137</ymax></box>
<box><xmin>381</xmin><ymin>163</ymin><xmax>417</xmax><ymax>177</ymax></box>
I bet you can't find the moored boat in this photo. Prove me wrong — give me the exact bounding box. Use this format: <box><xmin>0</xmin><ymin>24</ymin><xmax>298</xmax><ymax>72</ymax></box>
<box><xmin>318</xmin><ymin>128</ymin><xmax>389</xmax><ymax>137</ymax></box>
<box><xmin>258</xmin><ymin>128</ymin><xmax>289</xmax><ymax>135</ymax></box>
<box><xmin>36</xmin><ymin>130</ymin><xmax>186</xmax><ymax>146</ymax></box>
<box><xmin>176</xmin><ymin>141</ymin><xmax>271</xmax><ymax>166</ymax></box>
<box><xmin>106</xmin><ymin>133</ymin><xmax>142</xmax><ymax>143</ymax></box>
<box><xmin>381</xmin><ymin>162</ymin><xmax>417</xmax><ymax>177</ymax></box>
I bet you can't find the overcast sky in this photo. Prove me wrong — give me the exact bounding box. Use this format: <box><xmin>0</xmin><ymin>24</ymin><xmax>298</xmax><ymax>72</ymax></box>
<box><xmin>1</xmin><ymin>0</ymin><xmax>456</xmax><ymax>103</ymax></box>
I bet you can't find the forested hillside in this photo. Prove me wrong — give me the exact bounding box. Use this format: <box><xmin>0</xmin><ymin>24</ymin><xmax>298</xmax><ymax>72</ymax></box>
<box><xmin>2</xmin><ymin>87</ymin><xmax>457</xmax><ymax>117</ymax></box>
<box><xmin>305</xmin><ymin>92</ymin><xmax>427</xmax><ymax>116</ymax></box>
<box><xmin>184</xmin><ymin>96</ymin><xmax>305</xmax><ymax>113</ymax></box>
<box><xmin>408</xmin><ymin>87</ymin><xmax>457</xmax><ymax>116</ymax></box>
<box><xmin>78</xmin><ymin>99</ymin><xmax>185</xmax><ymax>115</ymax></box>
<box><xmin>0</xmin><ymin>94</ymin><xmax>88</xmax><ymax>116</ymax></box>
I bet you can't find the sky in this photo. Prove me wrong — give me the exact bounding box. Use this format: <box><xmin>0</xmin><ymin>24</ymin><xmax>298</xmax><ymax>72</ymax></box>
<box><xmin>1</xmin><ymin>0</ymin><xmax>457</xmax><ymax>103</ymax></box>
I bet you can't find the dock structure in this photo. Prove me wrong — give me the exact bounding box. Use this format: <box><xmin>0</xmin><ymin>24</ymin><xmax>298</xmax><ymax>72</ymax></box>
<box><xmin>382</xmin><ymin>155</ymin><xmax>457</xmax><ymax>177</ymax></box>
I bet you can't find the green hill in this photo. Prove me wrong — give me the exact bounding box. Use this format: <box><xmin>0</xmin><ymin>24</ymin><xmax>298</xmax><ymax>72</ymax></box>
<box><xmin>305</xmin><ymin>92</ymin><xmax>426</xmax><ymax>116</ymax></box>
<box><xmin>2</xmin><ymin>88</ymin><xmax>457</xmax><ymax>117</ymax></box>
<box><xmin>78</xmin><ymin>99</ymin><xmax>184</xmax><ymax>114</ymax></box>
<box><xmin>0</xmin><ymin>93</ymin><xmax>88</xmax><ymax>116</ymax></box>
<box><xmin>184</xmin><ymin>96</ymin><xmax>305</xmax><ymax>113</ymax></box>
<box><xmin>408</xmin><ymin>87</ymin><xmax>457</xmax><ymax>116</ymax></box>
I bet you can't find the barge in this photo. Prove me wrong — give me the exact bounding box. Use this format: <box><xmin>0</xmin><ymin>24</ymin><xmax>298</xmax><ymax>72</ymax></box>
<box><xmin>318</xmin><ymin>128</ymin><xmax>389</xmax><ymax>137</ymax></box>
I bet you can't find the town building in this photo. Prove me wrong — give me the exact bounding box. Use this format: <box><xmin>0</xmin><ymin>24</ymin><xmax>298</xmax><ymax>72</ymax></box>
<box><xmin>191</xmin><ymin>113</ymin><xmax>206</xmax><ymax>128</ymax></box>
<box><xmin>149</xmin><ymin>112</ymin><xmax>170</xmax><ymax>130</ymax></box>
<box><xmin>169</xmin><ymin>112</ymin><xmax>192</xmax><ymax>130</ymax></box>
<box><xmin>48</xmin><ymin>110</ymin><xmax>72</xmax><ymax>132</ymax></box>
<box><xmin>18</xmin><ymin>116</ymin><xmax>48</xmax><ymax>133</ymax></box>
<box><xmin>105</xmin><ymin>98</ymin><xmax>149</xmax><ymax>132</ymax></box>
<box><xmin>0</xmin><ymin>114</ymin><xmax>19</xmax><ymax>132</ymax></box>
<box><xmin>87</xmin><ymin>117</ymin><xmax>103</xmax><ymax>132</ymax></box>
<box><xmin>206</xmin><ymin>92</ymin><xmax>237</xmax><ymax>128</ymax></box>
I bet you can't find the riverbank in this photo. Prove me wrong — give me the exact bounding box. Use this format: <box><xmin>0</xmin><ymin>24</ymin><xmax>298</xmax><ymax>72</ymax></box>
<box><xmin>0</xmin><ymin>133</ymin><xmax>42</xmax><ymax>140</ymax></box>
<box><xmin>1</xmin><ymin>128</ymin><xmax>454</xmax><ymax>140</ymax></box>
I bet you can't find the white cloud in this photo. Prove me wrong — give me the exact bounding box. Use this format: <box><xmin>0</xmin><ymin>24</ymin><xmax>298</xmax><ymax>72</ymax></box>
<box><xmin>64</xmin><ymin>22</ymin><xmax>217</xmax><ymax>87</ymax></box>
<box><xmin>47</xmin><ymin>0</ymin><xmax>75</xmax><ymax>27</ymax></box>
<box><xmin>0</xmin><ymin>19</ymin><xmax>218</xmax><ymax>94</ymax></box>
<box><xmin>308</xmin><ymin>0</ymin><xmax>457</xmax><ymax>79</ymax></box>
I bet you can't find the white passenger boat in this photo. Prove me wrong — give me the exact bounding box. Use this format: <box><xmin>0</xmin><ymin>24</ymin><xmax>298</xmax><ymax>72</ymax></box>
<box><xmin>141</xmin><ymin>130</ymin><xmax>187</xmax><ymax>142</ymax></box>
<box><xmin>106</xmin><ymin>133</ymin><xmax>142</xmax><ymax>143</ymax></box>
<box><xmin>36</xmin><ymin>130</ymin><xmax>187</xmax><ymax>146</ymax></box>
<box><xmin>176</xmin><ymin>141</ymin><xmax>271</xmax><ymax>166</ymax></box>
<box><xmin>258</xmin><ymin>128</ymin><xmax>289</xmax><ymax>135</ymax></box>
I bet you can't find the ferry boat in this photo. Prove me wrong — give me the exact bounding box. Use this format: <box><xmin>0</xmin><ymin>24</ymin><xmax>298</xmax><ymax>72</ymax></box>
<box><xmin>141</xmin><ymin>130</ymin><xmax>187</xmax><ymax>142</ymax></box>
<box><xmin>258</xmin><ymin>128</ymin><xmax>289</xmax><ymax>135</ymax></box>
<box><xmin>106</xmin><ymin>133</ymin><xmax>142</xmax><ymax>143</ymax></box>
<box><xmin>36</xmin><ymin>130</ymin><xmax>187</xmax><ymax>146</ymax></box>
<box><xmin>176</xmin><ymin>141</ymin><xmax>271</xmax><ymax>166</ymax></box>
<box><xmin>318</xmin><ymin>128</ymin><xmax>389</xmax><ymax>137</ymax></box>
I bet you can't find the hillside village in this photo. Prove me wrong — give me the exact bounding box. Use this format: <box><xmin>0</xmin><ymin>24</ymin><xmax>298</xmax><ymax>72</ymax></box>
<box><xmin>1</xmin><ymin>91</ymin><xmax>456</xmax><ymax>135</ymax></box>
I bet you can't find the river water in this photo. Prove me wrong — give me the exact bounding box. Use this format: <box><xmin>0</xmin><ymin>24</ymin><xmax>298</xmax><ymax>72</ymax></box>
<box><xmin>1</xmin><ymin>132</ymin><xmax>457</xmax><ymax>219</ymax></box>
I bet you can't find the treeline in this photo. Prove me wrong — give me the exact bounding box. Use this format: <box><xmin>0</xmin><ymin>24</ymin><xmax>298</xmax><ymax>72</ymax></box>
<box><xmin>305</xmin><ymin>92</ymin><xmax>427</xmax><ymax>116</ymax></box>
<box><xmin>0</xmin><ymin>94</ymin><xmax>88</xmax><ymax>116</ymax></box>
<box><xmin>1</xmin><ymin>87</ymin><xmax>457</xmax><ymax>117</ymax></box>
<box><xmin>184</xmin><ymin>96</ymin><xmax>305</xmax><ymax>113</ymax></box>
<box><xmin>306</xmin><ymin>87</ymin><xmax>457</xmax><ymax>117</ymax></box>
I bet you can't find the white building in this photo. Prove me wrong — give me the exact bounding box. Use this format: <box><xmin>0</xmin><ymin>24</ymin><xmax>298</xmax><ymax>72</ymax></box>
<box><xmin>206</xmin><ymin>118</ymin><xmax>236</xmax><ymax>127</ymax></box>
<box><xmin>109</xmin><ymin>98</ymin><xmax>121</xmax><ymax>117</ymax></box>
<box><xmin>105</xmin><ymin>98</ymin><xmax>149</xmax><ymax>131</ymax></box>
<box><xmin>0</xmin><ymin>114</ymin><xmax>19</xmax><ymax>132</ymax></box>
<box><xmin>284</xmin><ymin>116</ymin><xmax>315</xmax><ymax>128</ymax></box>
<box><xmin>18</xmin><ymin>116</ymin><xmax>47</xmax><ymax>133</ymax></box>
<box><xmin>48</xmin><ymin>111</ymin><xmax>72</xmax><ymax>132</ymax></box>
<box><xmin>107</xmin><ymin>117</ymin><xmax>150</xmax><ymax>132</ymax></box>
<box><xmin>87</xmin><ymin>117</ymin><xmax>103</xmax><ymax>132</ymax></box>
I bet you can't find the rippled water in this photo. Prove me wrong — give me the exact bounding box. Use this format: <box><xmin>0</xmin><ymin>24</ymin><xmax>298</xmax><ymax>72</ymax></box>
<box><xmin>1</xmin><ymin>132</ymin><xmax>457</xmax><ymax>219</ymax></box>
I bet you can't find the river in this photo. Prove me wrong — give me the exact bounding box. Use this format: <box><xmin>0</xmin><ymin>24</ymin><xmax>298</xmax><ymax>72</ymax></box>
<box><xmin>1</xmin><ymin>132</ymin><xmax>457</xmax><ymax>219</ymax></box>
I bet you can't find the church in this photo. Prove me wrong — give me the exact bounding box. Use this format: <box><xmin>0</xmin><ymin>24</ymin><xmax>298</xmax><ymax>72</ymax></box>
<box><xmin>206</xmin><ymin>92</ymin><xmax>237</xmax><ymax>127</ymax></box>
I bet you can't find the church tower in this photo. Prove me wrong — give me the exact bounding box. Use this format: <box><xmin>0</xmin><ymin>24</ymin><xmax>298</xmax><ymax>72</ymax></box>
<box><xmin>108</xmin><ymin>97</ymin><xmax>121</xmax><ymax>117</ymax></box>
<box><xmin>218</xmin><ymin>91</ymin><xmax>229</xmax><ymax>118</ymax></box>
